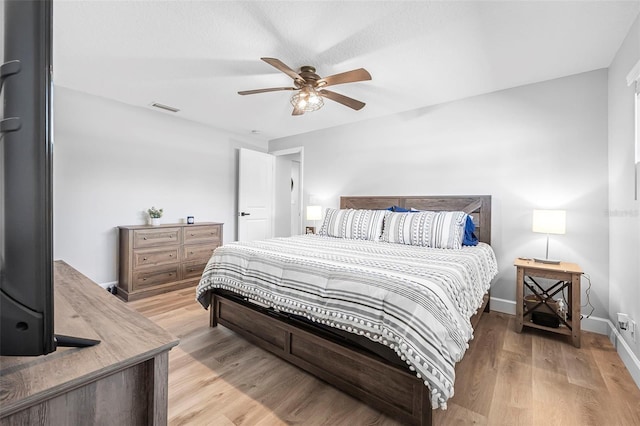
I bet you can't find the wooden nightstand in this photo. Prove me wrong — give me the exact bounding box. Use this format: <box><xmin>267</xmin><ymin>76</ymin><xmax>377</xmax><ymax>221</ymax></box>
<box><xmin>514</xmin><ymin>258</ymin><xmax>583</xmax><ymax>347</ymax></box>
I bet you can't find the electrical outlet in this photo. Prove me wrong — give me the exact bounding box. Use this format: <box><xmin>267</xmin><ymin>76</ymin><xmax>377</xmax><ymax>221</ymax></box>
<box><xmin>631</xmin><ymin>320</ymin><xmax>637</xmax><ymax>343</ymax></box>
<box><xmin>618</xmin><ymin>312</ymin><xmax>630</xmax><ymax>330</ymax></box>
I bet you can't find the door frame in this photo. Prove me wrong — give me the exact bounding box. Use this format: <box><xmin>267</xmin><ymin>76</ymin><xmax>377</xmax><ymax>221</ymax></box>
<box><xmin>270</xmin><ymin>147</ymin><xmax>304</xmax><ymax>236</ymax></box>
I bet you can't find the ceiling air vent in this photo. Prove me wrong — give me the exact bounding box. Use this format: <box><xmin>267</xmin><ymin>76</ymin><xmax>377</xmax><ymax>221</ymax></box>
<box><xmin>150</xmin><ymin>102</ymin><xmax>180</xmax><ymax>113</ymax></box>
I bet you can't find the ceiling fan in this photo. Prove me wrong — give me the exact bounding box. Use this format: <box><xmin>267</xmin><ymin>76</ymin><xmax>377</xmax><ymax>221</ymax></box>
<box><xmin>238</xmin><ymin>57</ymin><xmax>372</xmax><ymax>116</ymax></box>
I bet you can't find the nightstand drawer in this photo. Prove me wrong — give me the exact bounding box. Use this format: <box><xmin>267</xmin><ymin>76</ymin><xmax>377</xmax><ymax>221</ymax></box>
<box><xmin>183</xmin><ymin>244</ymin><xmax>217</xmax><ymax>262</ymax></box>
<box><xmin>182</xmin><ymin>262</ymin><xmax>207</xmax><ymax>280</ymax></box>
<box><xmin>521</xmin><ymin>267</ymin><xmax>572</xmax><ymax>282</ymax></box>
<box><xmin>184</xmin><ymin>225</ymin><xmax>221</xmax><ymax>245</ymax></box>
<box><xmin>133</xmin><ymin>248</ymin><xmax>179</xmax><ymax>269</ymax></box>
<box><xmin>133</xmin><ymin>266</ymin><xmax>180</xmax><ymax>290</ymax></box>
<box><xmin>133</xmin><ymin>228</ymin><xmax>181</xmax><ymax>248</ymax></box>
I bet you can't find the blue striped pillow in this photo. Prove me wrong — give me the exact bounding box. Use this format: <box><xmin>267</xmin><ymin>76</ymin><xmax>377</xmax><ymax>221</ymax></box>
<box><xmin>382</xmin><ymin>211</ymin><xmax>468</xmax><ymax>249</ymax></box>
<box><xmin>319</xmin><ymin>208</ymin><xmax>389</xmax><ymax>241</ymax></box>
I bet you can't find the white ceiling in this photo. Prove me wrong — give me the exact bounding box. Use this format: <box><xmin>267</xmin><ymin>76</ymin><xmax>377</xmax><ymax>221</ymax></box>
<box><xmin>53</xmin><ymin>1</ymin><xmax>640</xmax><ymax>142</ymax></box>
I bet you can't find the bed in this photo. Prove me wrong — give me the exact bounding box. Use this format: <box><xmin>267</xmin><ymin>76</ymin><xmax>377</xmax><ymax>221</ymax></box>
<box><xmin>196</xmin><ymin>195</ymin><xmax>497</xmax><ymax>425</ymax></box>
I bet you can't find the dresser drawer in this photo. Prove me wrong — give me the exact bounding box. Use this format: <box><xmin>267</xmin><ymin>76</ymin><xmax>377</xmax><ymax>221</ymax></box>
<box><xmin>182</xmin><ymin>244</ymin><xmax>217</xmax><ymax>262</ymax></box>
<box><xmin>133</xmin><ymin>228</ymin><xmax>181</xmax><ymax>249</ymax></box>
<box><xmin>133</xmin><ymin>248</ymin><xmax>179</xmax><ymax>269</ymax></box>
<box><xmin>133</xmin><ymin>266</ymin><xmax>180</xmax><ymax>290</ymax></box>
<box><xmin>184</xmin><ymin>225</ymin><xmax>221</xmax><ymax>245</ymax></box>
<box><xmin>182</xmin><ymin>262</ymin><xmax>208</xmax><ymax>280</ymax></box>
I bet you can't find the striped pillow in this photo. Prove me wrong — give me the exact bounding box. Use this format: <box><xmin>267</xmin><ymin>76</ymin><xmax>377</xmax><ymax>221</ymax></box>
<box><xmin>382</xmin><ymin>211</ymin><xmax>468</xmax><ymax>249</ymax></box>
<box><xmin>319</xmin><ymin>208</ymin><xmax>388</xmax><ymax>241</ymax></box>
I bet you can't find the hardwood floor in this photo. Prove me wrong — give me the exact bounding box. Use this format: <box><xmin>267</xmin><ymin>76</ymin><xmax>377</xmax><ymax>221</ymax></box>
<box><xmin>129</xmin><ymin>288</ymin><xmax>640</xmax><ymax>426</ymax></box>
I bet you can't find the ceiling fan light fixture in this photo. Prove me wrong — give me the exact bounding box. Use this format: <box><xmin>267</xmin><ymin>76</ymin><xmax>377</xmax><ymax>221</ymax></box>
<box><xmin>290</xmin><ymin>86</ymin><xmax>324</xmax><ymax>112</ymax></box>
<box><xmin>240</xmin><ymin>57</ymin><xmax>370</xmax><ymax>113</ymax></box>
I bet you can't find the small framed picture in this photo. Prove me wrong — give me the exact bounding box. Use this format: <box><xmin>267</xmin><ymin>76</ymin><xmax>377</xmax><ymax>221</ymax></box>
<box><xmin>305</xmin><ymin>226</ymin><xmax>316</xmax><ymax>234</ymax></box>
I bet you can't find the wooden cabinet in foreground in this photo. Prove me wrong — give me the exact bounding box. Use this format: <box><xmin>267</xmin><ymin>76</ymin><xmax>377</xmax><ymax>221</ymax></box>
<box><xmin>0</xmin><ymin>261</ymin><xmax>179</xmax><ymax>425</ymax></box>
<box><xmin>118</xmin><ymin>222</ymin><xmax>223</xmax><ymax>301</ymax></box>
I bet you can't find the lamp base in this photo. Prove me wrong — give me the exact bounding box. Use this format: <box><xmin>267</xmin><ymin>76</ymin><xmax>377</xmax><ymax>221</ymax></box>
<box><xmin>533</xmin><ymin>258</ymin><xmax>561</xmax><ymax>265</ymax></box>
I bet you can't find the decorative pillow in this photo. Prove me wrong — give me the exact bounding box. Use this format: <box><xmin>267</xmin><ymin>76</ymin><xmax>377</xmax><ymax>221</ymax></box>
<box><xmin>319</xmin><ymin>208</ymin><xmax>388</xmax><ymax>241</ymax></box>
<box><xmin>382</xmin><ymin>211</ymin><xmax>468</xmax><ymax>249</ymax></box>
<box><xmin>463</xmin><ymin>215</ymin><xmax>478</xmax><ymax>246</ymax></box>
<box><xmin>385</xmin><ymin>205</ymin><xmax>411</xmax><ymax>212</ymax></box>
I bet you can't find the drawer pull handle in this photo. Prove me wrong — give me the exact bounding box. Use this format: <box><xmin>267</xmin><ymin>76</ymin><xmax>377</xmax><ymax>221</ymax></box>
<box><xmin>169</xmin><ymin>254</ymin><xmax>173</xmax><ymax>257</ymax></box>
<box><xmin>143</xmin><ymin>257</ymin><xmax>147</xmax><ymax>261</ymax></box>
<box><xmin>143</xmin><ymin>237</ymin><xmax>147</xmax><ymax>240</ymax></box>
<box><xmin>143</xmin><ymin>278</ymin><xmax>147</xmax><ymax>281</ymax></box>
<box><xmin>191</xmin><ymin>233</ymin><xmax>195</xmax><ymax>236</ymax></box>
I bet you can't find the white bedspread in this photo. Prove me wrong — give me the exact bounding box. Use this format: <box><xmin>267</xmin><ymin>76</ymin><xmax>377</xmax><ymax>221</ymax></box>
<box><xmin>196</xmin><ymin>234</ymin><xmax>498</xmax><ymax>409</ymax></box>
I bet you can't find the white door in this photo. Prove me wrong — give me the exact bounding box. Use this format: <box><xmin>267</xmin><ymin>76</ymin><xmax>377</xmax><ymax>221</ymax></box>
<box><xmin>238</xmin><ymin>148</ymin><xmax>275</xmax><ymax>241</ymax></box>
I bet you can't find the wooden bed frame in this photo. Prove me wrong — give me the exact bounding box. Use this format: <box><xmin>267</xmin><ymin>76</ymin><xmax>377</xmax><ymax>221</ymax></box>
<box><xmin>208</xmin><ymin>195</ymin><xmax>492</xmax><ymax>425</ymax></box>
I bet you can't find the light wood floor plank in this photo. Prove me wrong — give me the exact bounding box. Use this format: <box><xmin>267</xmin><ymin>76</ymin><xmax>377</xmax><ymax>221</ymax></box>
<box><xmin>129</xmin><ymin>289</ymin><xmax>640</xmax><ymax>426</ymax></box>
<box><xmin>486</xmin><ymin>351</ymin><xmax>533</xmax><ymax>425</ymax></box>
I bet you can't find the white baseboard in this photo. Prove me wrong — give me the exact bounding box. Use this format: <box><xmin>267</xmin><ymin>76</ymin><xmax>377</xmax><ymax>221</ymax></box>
<box><xmin>608</xmin><ymin>323</ymin><xmax>640</xmax><ymax>389</ymax></box>
<box><xmin>489</xmin><ymin>297</ymin><xmax>517</xmax><ymax>316</ymax></box>
<box><xmin>490</xmin><ymin>296</ymin><xmax>640</xmax><ymax>389</ymax></box>
<box><xmin>98</xmin><ymin>280</ymin><xmax>117</xmax><ymax>290</ymax></box>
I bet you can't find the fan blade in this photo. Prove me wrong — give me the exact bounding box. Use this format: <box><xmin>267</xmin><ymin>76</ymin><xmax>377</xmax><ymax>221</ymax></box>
<box><xmin>319</xmin><ymin>89</ymin><xmax>366</xmax><ymax>110</ymax></box>
<box><xmin>292</xmin><ymin>106</ymin><xmax>305</xmax><ymax>116</ymax></box>
<box><xmin>261</xmin><ymin>57</ymin><xmax>304</xmax><ymax>82</ymax></box>
<box><xmin>238</xmin><ymin>87</ymin><xmax>297</xmax><ymax>95</ymax></box>
<box><xmin>318</xmin><ymin>68</ymin><xmax>371</xmax><ymax>87</ymax></box>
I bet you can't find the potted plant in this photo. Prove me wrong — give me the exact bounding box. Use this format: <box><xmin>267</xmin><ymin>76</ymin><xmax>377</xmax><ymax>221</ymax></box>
<box><xmin>147</xmin><ymin>206</ymin><xmax>163</xmax><ymax>226</ymax></box>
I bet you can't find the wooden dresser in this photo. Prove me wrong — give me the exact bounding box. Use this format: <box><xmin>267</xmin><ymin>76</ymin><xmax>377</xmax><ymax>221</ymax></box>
<box><xmin>0</xmin><ymin>261</ymin><xmax>178</xmax><ymax>425</ymax></box>
<box><xmin>118</xmin><ymin>222</ymin><xmax>223</xmax><ymax>301</ymax></box>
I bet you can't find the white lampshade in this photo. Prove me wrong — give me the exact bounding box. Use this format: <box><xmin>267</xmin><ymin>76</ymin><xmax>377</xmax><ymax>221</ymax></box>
<box><xmin>532</xmin><ymin>210</ymin><xmax>566</xmax><ymax>235</ymax></box>
<box><xmin>306</xmin><ymin>205</ymin><xmax>322</xmax><ymax>221</ymax></box>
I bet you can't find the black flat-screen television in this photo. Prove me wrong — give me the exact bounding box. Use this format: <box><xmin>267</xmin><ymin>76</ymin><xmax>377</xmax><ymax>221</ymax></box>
<box><xmin>1</xmin><ymin>0</ymin><xmax>99</xmax><ymax>357</ymax></box>
<box><xmin>1</xmin><ymin>0</ymin><xmax>56</xmax><ymax>356</ymax></box>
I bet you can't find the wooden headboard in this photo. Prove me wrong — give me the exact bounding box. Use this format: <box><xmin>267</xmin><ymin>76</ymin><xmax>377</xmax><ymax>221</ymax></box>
<box><xmin>340</xmin><ymin>195</ymin><xmax>492</xmax><ymax>245</ymax></box>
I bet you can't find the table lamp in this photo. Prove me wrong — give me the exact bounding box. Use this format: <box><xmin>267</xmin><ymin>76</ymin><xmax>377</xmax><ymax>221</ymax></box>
<box><xmin>532</xmin><ymin>209</ymin><xmax>566</xmax><ymax>264</ymax></box>
<box><xmin>306</xmin><ymin>205</ymin><xmax>322</xmax><ymax>234</ymax></box>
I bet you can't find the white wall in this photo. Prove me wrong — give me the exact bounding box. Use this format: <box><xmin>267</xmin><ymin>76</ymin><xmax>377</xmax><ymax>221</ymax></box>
<box><xmin>608</xmin><ymin>15</ymin><xmax>640</xmax><ymax>361</ymax></box>
<box><xmin>274</xmin><ymin>152</ymin><xmax>303</xmax><ymax>237</ymax></box>
<box><xmin>290</xmin><ymin>160</ymin><xmax>301</xmax><ymax>235</ymax></box>
<box><xmin>270</xmin><ymin>70</ymin><xmax>610</xmax><ymax>320</ymax></box>
<box><xmin>274</xmin><ymin>155</ymin><xmax>293</xmax><ymax>237</ymax></box>
<box><xmin>53</xmin><ymin>87</ymin><xmax>265</xmax><ymax>284</ymax></box>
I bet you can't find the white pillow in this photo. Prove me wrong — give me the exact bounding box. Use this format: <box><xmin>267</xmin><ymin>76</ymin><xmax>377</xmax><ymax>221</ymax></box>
<box><xmin>319</xmin><ymin>208</ymin><xmax>388</xmax><ymax>241</ymax></box>
<box><xmin>382</xmin><ymin>211</ymin><xmax>468</xmax><ymax>249</ymax></box>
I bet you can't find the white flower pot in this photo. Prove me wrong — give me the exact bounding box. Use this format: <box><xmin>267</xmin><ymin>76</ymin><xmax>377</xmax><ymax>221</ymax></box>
<box><xmin>150</xmin><ymin>218</ymin><xmax>161</xmax><ymax>226</ymax></box>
